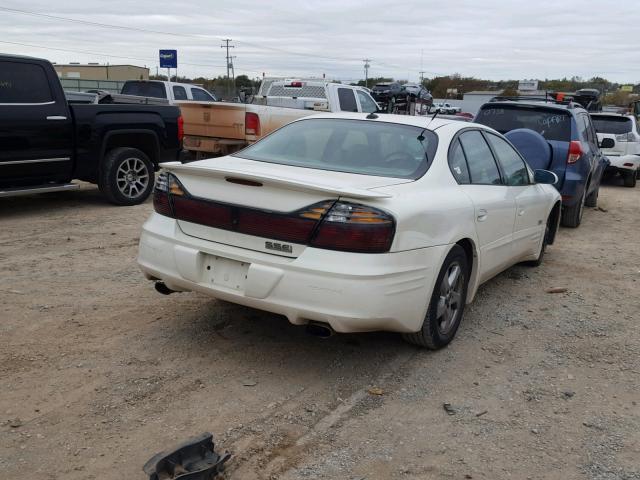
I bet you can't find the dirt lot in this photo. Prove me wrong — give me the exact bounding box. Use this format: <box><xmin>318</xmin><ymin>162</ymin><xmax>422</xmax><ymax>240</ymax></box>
<box><xmin>1</xmin><ymin>180</ymin><xmax>639</xmax><ymax>480</ymax></box>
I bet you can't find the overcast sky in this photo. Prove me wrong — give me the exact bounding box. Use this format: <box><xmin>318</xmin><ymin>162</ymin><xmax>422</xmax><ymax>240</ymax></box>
<box><xmin>1</xmin><ymin>0</ymin><xmax>638</xmax><ymax>84</ymax></box>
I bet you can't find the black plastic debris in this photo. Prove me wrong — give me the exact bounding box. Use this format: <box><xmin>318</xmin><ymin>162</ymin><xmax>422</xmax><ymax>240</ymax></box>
<box><xmin>143</xmin><ymin>432</ymin><xmax>231</xmax><ymax>480</ymax></box>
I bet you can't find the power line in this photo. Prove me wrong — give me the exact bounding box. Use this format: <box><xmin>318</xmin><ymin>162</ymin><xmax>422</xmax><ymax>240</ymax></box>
<box><xmin>0</xmin><ymin>5</ymin><xmax>444</xmax><ymax>77</ymax></box>
<box><xmin>0</xmin><ymin>39</ymin><xmax>263</xmax><ymax>73</ymax></box>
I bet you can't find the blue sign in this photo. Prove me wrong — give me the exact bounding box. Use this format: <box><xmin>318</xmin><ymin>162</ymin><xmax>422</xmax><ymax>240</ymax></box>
<box><xmin>159</xmin><ymin>50</ymin><xmax>177</xmax><ymax>68</ymax></box>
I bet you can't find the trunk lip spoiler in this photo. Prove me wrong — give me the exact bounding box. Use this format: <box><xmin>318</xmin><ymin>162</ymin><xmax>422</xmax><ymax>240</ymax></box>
<box><xmin>160</xmin><ymin>161</ymin><xmax>393</xmax><ymax>199</ymax></box>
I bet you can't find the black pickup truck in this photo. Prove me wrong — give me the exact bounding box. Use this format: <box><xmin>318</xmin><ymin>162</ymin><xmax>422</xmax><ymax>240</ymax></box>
<box><xmin>0</xmin><ymin>54</ymin><xmax>183</xmax><ymax>205</ymax></box>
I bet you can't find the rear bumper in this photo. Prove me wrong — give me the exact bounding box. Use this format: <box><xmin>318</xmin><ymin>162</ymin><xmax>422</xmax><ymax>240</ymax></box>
<box><xmin>137</xmin><ymin>213</ymin><xmax>450</xmax><ymax>333</ymax></box>
<box><xmin>605</xmin><ymin>155</ymin><xmax>640</xmax><ymax>172</ymax></box>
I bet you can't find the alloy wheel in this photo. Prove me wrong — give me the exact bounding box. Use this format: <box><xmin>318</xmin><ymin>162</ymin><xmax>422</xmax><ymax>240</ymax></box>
<box><xmin>436</xmin><ymin>261</ymin><xmax>465</xmax><ymax>335</ymax></box>
<box><xmin>116</xmin><ymin>157</ymin><xmax>150</xmax><ymax>199</ymax></box>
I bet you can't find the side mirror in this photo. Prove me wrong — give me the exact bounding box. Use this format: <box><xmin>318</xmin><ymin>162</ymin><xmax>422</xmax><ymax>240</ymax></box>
<box><xmin>534</xmin><ymin>169</ymin><xmax>558</xmax><ymax>185</ymax></box>
<box><xmin>599</xmin><ymin>137</ymin><xmax>615</xmax><ymax>149</ymax></box>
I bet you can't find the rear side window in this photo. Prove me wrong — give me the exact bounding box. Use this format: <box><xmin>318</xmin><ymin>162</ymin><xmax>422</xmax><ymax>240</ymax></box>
<box><xmin>0</xmin><ymin>61</ymin><xmax>53</xmax><ymax>103</ymax></box>
<box><xmin>191</xmin><ymin>88</ymin><xmax>215</xmax><ymax>101</ymax></box>
<box><xmin>172</xmin><ymin>86</ymin><xmax>187</xmax><ymax>100</ymax></box>
<box><xmin>592</xmin><ymin>116</ymin><xmax>633</xmax><ymax>134</ymax></box>
<box><xmin>476</xmin><ymin>106</ymin><xmax>572</xmax><ymax>142</ymax></box>
<box><xmin>356</xmin><ymin>90</ymin><xmax>378</xmax><ymax>113</ymax></box>
<box><xmin>486</xmin><ymin>133</ymin><xmax>530</xmax><ymax>186</ymax></box>
<box><xmin>448</xmin><ymin>139</ymin><xmax>471</xmax><ymax>184</ymax></box>
<box><xmin>459</xmin><ymin>130</ymin><xmax>502</xmax><ymax>185</ymax></box>
<box><xmin>338</xmin><ymin>88</ymin><xmax>358</xmax><ymax>112</ymax></box>
<box><xmin>121</xmin><ymin>81</ymin><xmax>167</xmax><ymax>99</ymax></box>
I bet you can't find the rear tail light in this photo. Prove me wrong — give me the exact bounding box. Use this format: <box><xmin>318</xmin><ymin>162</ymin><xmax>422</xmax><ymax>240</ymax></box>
<box><xmin>245</xmin><ymin>112</ymin><xmax>260</xmax><ymax>136</ymax></box>
<box><xmin>567</xmin><ymin>140</ymin><xmax>583</xmax><ymax>164</ymax></box>
<box><xmin>615</xmin><ymin>132</ymin><xmax>635</xmax><ymax>142</ymax></box>
<box><xmin>177</xmin><ymin>115</ymin><xmax>184</xmax><ymax>142</ymax></box>
<box><xmin>311</xmin><ymin>202</ymin><xmax>395</xmax><ymax>253</ymax></box>
<box><xmin>152</xmin><ymin>176</ymin><xmax>396</xmax><ymax>253</ymax></box>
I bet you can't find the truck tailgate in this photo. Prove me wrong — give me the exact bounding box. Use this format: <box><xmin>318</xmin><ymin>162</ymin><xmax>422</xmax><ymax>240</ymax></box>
<box><xmin>179</xmin><ymin>101</ymin><xmax>247</xmax><ymax>140</ymax></box>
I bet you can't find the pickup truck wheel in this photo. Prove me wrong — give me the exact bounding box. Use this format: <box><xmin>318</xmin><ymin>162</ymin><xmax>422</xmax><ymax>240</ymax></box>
<box><xmin>561</xmin><ymin>189</ymin><xmax>585</xmax><ymax>228</ymax></box>
<box><xmin>402</xmin><ymin>245</ymin><xmax>469</xmax><ymax>350</ymax></box>
<box><xmin>99</xmin><ymin>147</ymin><xmax>154</xmax><ymax>206</ymax></box>
<box><xmin>623</xmin><ymin>170</ymin><xmax>637</xmax><ymax>188</ymax></box>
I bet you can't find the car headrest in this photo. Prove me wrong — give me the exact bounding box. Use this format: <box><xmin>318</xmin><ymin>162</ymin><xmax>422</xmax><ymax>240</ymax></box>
<box><xmin>505</xmin><ymin>128</ymin><xmax>552</xmax><ymax>171</ymax></box>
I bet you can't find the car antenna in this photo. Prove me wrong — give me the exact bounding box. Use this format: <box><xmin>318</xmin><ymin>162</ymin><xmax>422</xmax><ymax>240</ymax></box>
<box><xmin>366</xmin><ymin>112</ymin><xmax>379</xmax><ymax>119</ymax></box>
<box><xmin>426</xmin><ymin>107</ymin><xmax>439</xmax><ymax>127</ymax></box>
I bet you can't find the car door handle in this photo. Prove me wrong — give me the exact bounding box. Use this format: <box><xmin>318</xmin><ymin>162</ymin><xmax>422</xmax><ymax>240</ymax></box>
<box><xmin>518</xmin><ymin>209</ymin><xmax>525</xmax><ymax>216</ymax></box>
<box><xmin>477</xmin><ymin>209</ymin><xmax>488</xmax><ymax>222</ymax></box>
<box><xmin>46</xmin><ymin>116</ymin><xmax>67</xmax><ymax>121</ymax></box>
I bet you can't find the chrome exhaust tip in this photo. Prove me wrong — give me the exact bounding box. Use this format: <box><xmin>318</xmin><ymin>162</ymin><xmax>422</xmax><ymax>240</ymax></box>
<box><xmin>305</xmin><ymin>321</ymin><xmax>335</xmax><ymax>339</ymax></box>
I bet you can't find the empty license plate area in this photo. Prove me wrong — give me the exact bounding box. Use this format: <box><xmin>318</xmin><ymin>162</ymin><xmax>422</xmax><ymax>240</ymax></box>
<box><xmin>204</xmin><ymin>255</ymin><xmax>250</xmax><ymax>291</ymax></box>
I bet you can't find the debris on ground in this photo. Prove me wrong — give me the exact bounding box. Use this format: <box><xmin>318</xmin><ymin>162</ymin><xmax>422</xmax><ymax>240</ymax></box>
<box><xmin>367</xmin><ymin>387</ymin><xmax>384</xmax><ymax>396</ymax></box>
<box><xmin>546</xmin><ymin>287</ymin><xmax>568</xmax><ymax>294</ymax></box>
<box><xmin>143</xmin><ymin>432</ymin><xmax>230</xmax><ymax>480</ymax></box>
<box><xmin>443</xmin><ymin>403</ymin><xmax>457</xmax><ymax>415</ymax></box>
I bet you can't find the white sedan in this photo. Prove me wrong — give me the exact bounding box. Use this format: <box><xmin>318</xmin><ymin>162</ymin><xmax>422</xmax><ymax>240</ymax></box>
<box><xmin>137</xmin><ymin>113</ymin><xmax>561</xmax><ymax>349</ymax></box>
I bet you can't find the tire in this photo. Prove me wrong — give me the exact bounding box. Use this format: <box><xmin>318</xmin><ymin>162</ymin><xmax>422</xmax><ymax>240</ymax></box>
<box><xmin>524</xmin><ymin>214</ymin><xmax>551</xmax><ymax>267</ymax></box>
<box><xmin>636</xmin><ymin>168</ymin><xmax>640</xmax><ymax>180</ymax></box>
<box><xmin>561</xmin><ymin>188</ymin><xmax>585</xmax><ymax>228</ymax></box>
<box><xmin>98</xmin><ymin>147</ymin><xmax>154</xmax><ymax>206</ymax></box>
<box><xmin>623</xmin><ymin>170</ymin><xmax>637</xmax><ymax>188</ymax></box>
<box><xmin>402</xmin><ymin>245</ymin><xmax>469</xmax><ymax>350</ymax></box>
<box><xmin>584</xmin><ymin>185</ymin><xmax>599</xmax><ymax>207</ymax></box>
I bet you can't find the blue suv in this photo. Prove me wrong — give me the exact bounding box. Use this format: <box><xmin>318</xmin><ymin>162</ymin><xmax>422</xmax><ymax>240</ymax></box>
<box><xmin>475</xmin><ymin>98</ymin><xmax>609</xmax><ymax>227</ymax></box>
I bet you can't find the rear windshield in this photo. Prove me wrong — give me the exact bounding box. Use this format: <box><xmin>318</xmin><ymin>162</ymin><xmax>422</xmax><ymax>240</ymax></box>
<box><xmin>476</xmin><ymin>105</ymin><xmax>572</xmax><ymax>141</ymax></box>
<box><xmin>121</xmin><ymin>81</ymin><xmax>167</xmax><ymax>99</ymax></box>
<box><xmin>591</xmin><ymin>116</ymin><xmax>633</xmax><ymax>135</ymax></box>
<box><xmin>234</xmin><ymin>118</ymin><xmax>438</xmax><ymax>179</ymax></box>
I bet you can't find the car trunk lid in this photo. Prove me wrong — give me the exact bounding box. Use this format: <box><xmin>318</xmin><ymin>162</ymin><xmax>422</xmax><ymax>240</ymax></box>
<box><xmin>162</xmin><ymin>157</ymin><xmax>410</xmax><ymax>257</ymax></box>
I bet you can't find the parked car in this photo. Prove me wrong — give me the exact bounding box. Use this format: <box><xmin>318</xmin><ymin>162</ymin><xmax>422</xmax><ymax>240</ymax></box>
<box><xmin>475</xmin><ymin>98</ymin><xmax>609</xmax><ymax>227</ymax></box>
<box><xmin>180</xmin><ymin>80</ymin><xmax>379</xmax><ymax>158</ymax></box>
<box><xmin>138</xmin><ymin>113</ymin><xmax>561</xmax><ymax>349</ymax></box>
<box><xmin>431</xmin><ymin>102</ymin><xmax>461</xmax><ymax>114</ymax></box>
<box><xmin>371</xmin><ymin>82</ymin><xmax>404</xmax><ymax>102</ymax></box>
<box><xmin>0</xmin><ymin>54</ymin><xmax>184</xmax><ymax>205</ymax></box>
<box><xmin>121</xmin><ymin>80</ymin><xmax>217</xmax><ymax>104</ymax></box>
<box><xmin>591</xmin><ymin>113</ymin><xmax>640</xmax><ymax>186</ymax></box>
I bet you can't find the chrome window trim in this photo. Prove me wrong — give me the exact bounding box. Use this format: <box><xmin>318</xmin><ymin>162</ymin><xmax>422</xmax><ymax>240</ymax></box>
<box><xmin>0</xmin><ymin>157</ymin><xmax>71</xmax><ymax>165</ymax></box>
<box><xmin>0</xmin><ymin>100</ymin><xmax>56</xmax><ymax>106</ymax></box>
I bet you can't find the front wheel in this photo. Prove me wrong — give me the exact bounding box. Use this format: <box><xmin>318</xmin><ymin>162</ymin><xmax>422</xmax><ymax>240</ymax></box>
<box><xmin>403</xmin><ymin>245</ymin><xmax>469</xmax><ymax>349</ymax></box>
<box><xmin>585</xmin><ymin>185</ymin><xmax>599</xmax><ymax>207</ymax></box>
<box><xmin>99</xmin><ymin>147</ymin><xmax>154</xmax><ymax>206</ymax></box>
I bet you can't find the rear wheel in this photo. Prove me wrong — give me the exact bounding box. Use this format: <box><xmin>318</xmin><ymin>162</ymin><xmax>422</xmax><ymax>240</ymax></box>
<box><xmin>99</xmin><ymin>147</ymin><xmax>154</xmax><ymax>206</ymax></box>
<box><xmin>402</xmin><ymin>245</ymin><xmax>469</xmax><ymax>350</ymax></box>
<box><xmin>623</xmin><ymin>170</ymin><xmax>637</xmax><ymax>188</ymax></box>
<box><xmin>561</xmin><ymin>189</ymin><xmax>585</xmax><ymax>228</ymax></box>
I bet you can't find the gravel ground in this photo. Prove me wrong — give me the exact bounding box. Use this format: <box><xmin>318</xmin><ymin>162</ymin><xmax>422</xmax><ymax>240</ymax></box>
<box><xmin>1</xmin><ymin>179</ymin><xmax>639</xmax><ymax>479</ymax></box>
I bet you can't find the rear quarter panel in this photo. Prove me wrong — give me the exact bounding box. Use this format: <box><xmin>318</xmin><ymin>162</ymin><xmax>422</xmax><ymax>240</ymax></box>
<box><xmin>70</xmin><ymin>104</ymin><xmax>181</xmax><ymax>180</ymax></box>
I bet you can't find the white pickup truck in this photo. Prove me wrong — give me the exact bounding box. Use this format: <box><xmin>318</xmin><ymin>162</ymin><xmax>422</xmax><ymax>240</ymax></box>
<box><xmin>181</xmin><ymin>80</ymin><xmax>380</xmax><ymax>158</ymax></box>
<box><xmin>431</xmin><ymin>102</ymin><xmax>461</xmax><ymax>114</ymax></box>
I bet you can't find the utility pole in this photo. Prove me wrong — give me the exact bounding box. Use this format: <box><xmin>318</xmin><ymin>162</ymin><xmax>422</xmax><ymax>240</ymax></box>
<box><xmin>419</xmin><ymin>71</ymin><xmax>426</xmax><ymax>86</ymax></box>
<box><xmin>363</xmin><ymin>59</ymin><xmax>371</xmax><ymax>88</ymax></box>
<box><xmin>221</xmin><ymin>39</ymin><xmax>235</xmax><ymax>99</ymax></box>
<box><xmin>229</xmin><ymin>55</ymin><xmax>237</xmax><ymax>85</ymax></box>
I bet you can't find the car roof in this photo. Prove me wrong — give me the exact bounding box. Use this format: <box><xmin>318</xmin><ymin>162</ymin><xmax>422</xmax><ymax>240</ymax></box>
<box><xmin>482</xmin><ymin>99</ymin><xmax>586</xmax><ymax>114</ymax></box>
<box><xmin>591</xmin><ymin>112</ymin><xmax>634</xmax><ymax>119</ymax></box>
<box><xmin>288</xmin><ymin>112</ymin><xmax>486</xmax><ymax>133</ymax></box>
